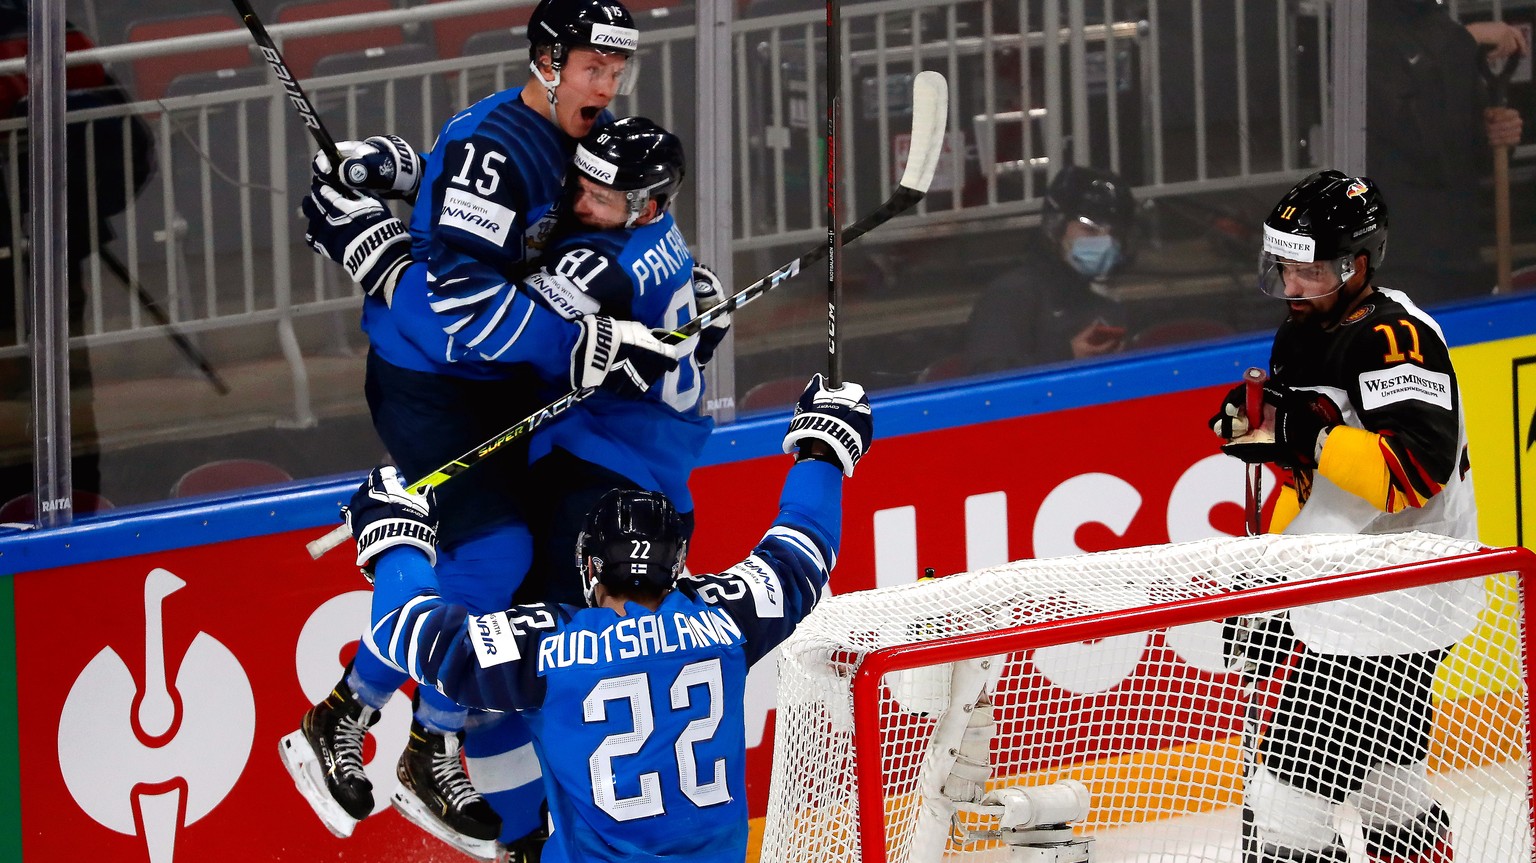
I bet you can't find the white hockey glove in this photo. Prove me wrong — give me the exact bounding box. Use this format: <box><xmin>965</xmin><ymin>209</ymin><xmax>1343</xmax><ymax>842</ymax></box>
<box><xmin>691</xmin><ymin>263</ymin><xmax>731</xmax><ymax>366</ymax></box>
<box><xmin>571</xmin><ymin>315</ymin><xmax>682</xmax><ymax>398</ymax></box>
<box><xmin>312</xmin><ymin>135</ymin><xmax>423</xmax><ymax>200</ymax></box>
<box><xmin>302</xmin><ymin>181</ymin><xmax>412</xmax><ymax>305</ymax></box>
<box><xmin>343</xmin><ymin>465</ymin><xmax>438</xmax><ymax>576</ymax></box>
<box><xmin>782</xmin><ymin>373</ymin><xmax>874</xmax><ymax>477</ymax></box>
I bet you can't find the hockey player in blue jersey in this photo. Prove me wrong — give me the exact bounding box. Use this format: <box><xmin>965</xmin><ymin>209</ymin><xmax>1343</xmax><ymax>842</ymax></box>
<box><xmin>344</xmin><ymin>374</ymin><xmax>873</xmax><ymax>863</ymax></box>
<box><xmin>281</xmin><ymin>2</ymin><xmax>694</xmax><ymax>859</ymax></box>
<box><xmin>418</xmin><ymin>116</ymin><xmax>725</xmax><ymax>609</ymax></box>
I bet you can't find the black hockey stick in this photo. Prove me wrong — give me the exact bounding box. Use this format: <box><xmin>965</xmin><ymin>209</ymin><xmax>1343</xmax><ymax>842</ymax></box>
<box><xmin>98</xmin><ymin>249</ymin><xmax>230</xmax><ymax>395</ymax></box>
<box><xmin>305</xmin><ymin>70</ymin><xmax>948</xmax><ymax>559</ymax></box>
<box><xmin>229</xmin><ymin>0</ymin><xmax>343</xmax><ymax>168</ymax></box>
<box><xmin>826</xmin><ymin>0</ymin><xmax>844</xmax><ymax>386</ymax></box>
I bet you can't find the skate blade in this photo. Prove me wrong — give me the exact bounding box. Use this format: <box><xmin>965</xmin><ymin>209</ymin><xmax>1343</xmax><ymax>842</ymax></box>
<box><xmin>279</xmin><ymin>731</ymin><xmax>362</xmax><ymax>839</ymax></box>
<box><xmin>390</xmin><ymin>789</ymin><xmax>499</xmax><ymax>861</ymax></box>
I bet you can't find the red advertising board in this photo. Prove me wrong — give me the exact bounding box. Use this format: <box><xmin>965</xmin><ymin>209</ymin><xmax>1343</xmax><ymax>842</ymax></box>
<box><xmin>10</xmin><ymin>384</ymin><xmax>1271</xmax><ymax>861</ymax></box>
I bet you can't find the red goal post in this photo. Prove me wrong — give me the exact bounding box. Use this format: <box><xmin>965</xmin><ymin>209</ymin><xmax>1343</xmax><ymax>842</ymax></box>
<box><xmin>761</xmin><ymin>533</ymin><xmax>1536</xmax><ymax>863</ymax></box>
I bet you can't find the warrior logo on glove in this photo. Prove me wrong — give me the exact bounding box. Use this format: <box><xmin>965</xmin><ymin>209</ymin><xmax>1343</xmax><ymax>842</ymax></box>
<box><xmin>782</xmin><ymin>373</ymin><xmax>874</xmax><ymax>477</ymax></box>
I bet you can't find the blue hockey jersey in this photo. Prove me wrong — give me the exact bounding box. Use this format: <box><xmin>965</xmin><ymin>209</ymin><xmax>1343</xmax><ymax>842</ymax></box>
<box><xmin>364</xmin><ymin>85</ymin><xmax>606</xmax><ymax>375</ymax></box>
<box><xmin>368</xmin><ymin>458</ymin><xmax>844</xmax><ymax>863</ymax></box>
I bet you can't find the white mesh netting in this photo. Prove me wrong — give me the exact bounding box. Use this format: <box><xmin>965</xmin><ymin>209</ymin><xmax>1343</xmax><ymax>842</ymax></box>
<box><xmin>762</xmin><ymin>532</ymin><xmax>1531</xmax><ymax>863</ymax></box>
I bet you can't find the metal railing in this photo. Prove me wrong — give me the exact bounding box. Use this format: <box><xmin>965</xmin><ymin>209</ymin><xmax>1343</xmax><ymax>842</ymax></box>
<box><xmin>13</xmin><ymin>0</ymin><xmax>1522</xmax><ymax>497</ymax></box>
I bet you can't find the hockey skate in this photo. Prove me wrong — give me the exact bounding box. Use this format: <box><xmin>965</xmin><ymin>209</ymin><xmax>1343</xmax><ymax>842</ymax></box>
<box><xmin>392</xmin><ymin>720</ymin><xmax>501</xmax><ymax>860</ymax></box>
<box><xmin>279</xmin><ymin>674</ymin><xmax>382</xmax><ymax>838</ymax></box>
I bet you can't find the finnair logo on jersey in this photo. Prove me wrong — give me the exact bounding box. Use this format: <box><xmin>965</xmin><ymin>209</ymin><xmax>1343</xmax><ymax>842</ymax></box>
<box><xmin>441</xmin><ymin>188</ymin><xmax>515</xmax><ymax>247</ymax></box>
<box><xmin>574</xmin><ymin>145</ymin><xmax>618</xmax><ymax>185</ymax></box>
<box><xmin>1359</xmin><ymin>365</ymin><xmax>1452</xmax><ymax>411</ymax></box>
<box><xmin>724</xmin><ymin>555</ymin><xmax>785</xmax><ymax>619</ymax></box>
<box><xmin>589</xmin><ymin>23</ymin><xmax>639</xmax><ymax>53</ymax></box>
<box><xmin>1263</xmin><ymin>224</ymin><xmax>1316</xmax><ymax>262</ymax></box>
<box><xmin>469</xmin><ymin>612</ymin><xmax>521</xmax><ymax>667</ymax></box>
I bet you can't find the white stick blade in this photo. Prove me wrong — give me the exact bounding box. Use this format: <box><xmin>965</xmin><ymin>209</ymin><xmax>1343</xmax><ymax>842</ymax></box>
<box><xmin>899</xmin><ymin>70</ymin><xmax>949</xmax><ymax>194</ymax></box>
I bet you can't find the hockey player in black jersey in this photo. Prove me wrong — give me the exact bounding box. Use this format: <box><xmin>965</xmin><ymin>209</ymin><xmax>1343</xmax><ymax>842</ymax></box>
<box><xmin>1208</xmin><ymin>170</ymin><xmax>1478</xmax><ymax>863</ymax></box>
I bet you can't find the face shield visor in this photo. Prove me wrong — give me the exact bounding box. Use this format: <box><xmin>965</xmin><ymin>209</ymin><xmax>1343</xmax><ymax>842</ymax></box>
<box><xmin>533</xmin><ymin>25</ymin><xmax>641</xmax><ymax>100</ymax></box>
<box><xmin>1257</xmin><ymin>223</ymin><xmax>1355</xmax><ymax>301</ymax></box>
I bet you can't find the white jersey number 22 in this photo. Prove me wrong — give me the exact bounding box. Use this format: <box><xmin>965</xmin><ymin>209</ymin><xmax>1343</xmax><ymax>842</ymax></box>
<box><xmin>583</xmin><ymin>658</ymin><xmax>729</xmax><ymax>820</ymax></box>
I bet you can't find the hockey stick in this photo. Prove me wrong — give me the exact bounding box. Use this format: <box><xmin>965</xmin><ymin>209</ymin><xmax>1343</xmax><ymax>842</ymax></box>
<box><xmin>98</xmin><ymin>249</ymin><xmax>230</xmax><ymax>395</ymax></box>
<box><xmin>1243</xmin><ymin>366</ymin><xmax>1266</xmax><ymax>536</ymax></box>
<box><xmin>305</xmin><ymin>70</ymin><xmax>948</xmax><ymax>560</ymax></box>
<box><xmin>229</xmin><ymin>0</ymin><xmax>343</xmax><ymax>168</ymax></box>
<box><xmin>826</xmin><ymin>0</ymin><xmax>844</xmax><ymax>385</ymax></box>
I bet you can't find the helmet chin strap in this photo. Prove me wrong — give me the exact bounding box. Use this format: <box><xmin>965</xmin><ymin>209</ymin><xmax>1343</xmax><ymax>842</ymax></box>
<box><xmin>530</xmin><ymin>59</ymin><xmax>562</xmax><ymax>125</ymax></box>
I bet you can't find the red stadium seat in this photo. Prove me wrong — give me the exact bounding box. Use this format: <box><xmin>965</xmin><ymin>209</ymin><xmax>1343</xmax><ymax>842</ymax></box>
<box><xmin>916</xmin><ymin>352</ymin><xmax>970</xmax><ymax>384</ymax></box>
<box><xmin>430</xmin><ymin>0</ymin><xmax>532</xmax><ymax>60</ymax></box>
<box><xmin>1128</xmin><ymin>317</ymin><xmax>1236</xmax><ymax>350</ymax></box>
<box><xmin>126</xmin><ymin>13</ymin><xmax>254</xmax><ymax>103</ymax></box>
<box><xmin>275</xmin><ymin>0</ymin><xmax>404</xmax><ymax>80</ymax></box>
<box><xmin>0</xmin><ymin>491</ymin><xmax>113</xmax><ymax>523</ymax></box>
<box><xmin>171</xmin><ymin>459</ymin><xmax>294</xmax><ymax>498</ymax></box>
<box><xmin>739</xmin><ymin>376</ymin><xmax>808</xmax><ymax>413</ymax></box>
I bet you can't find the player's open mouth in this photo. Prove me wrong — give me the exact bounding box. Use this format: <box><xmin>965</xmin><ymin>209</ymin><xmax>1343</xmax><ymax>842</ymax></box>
<box><xmin>581</xmin><ymin>106</ymin><xmax>600</xmax><ymax>122</ymax></box>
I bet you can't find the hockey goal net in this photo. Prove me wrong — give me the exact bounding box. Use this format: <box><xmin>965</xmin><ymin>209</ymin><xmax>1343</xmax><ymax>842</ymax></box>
<box><xmin>761</xmin><ymin>532</ymin><xmax>1536</xmax><ymax>863</ymax></box>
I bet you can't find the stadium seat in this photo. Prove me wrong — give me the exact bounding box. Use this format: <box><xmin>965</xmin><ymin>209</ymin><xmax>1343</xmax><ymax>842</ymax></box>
<box><xmin>739</xmin><ymin>375</ymin><xmax>808</xmax><ymax>413</ymax></box>
<box><xmin>0</xmin><ymin>490</ymin><xmax>114</xmax><ymax>523</ymax></box>
<box><xmin>171</xmin><ymin>458</ymin><xmax>294</xmax><ymax>498</ymax></box>
<box><xmin>915</xmin><ymin>352</ymin><xmax>970</xmax><ymax>384</ymax></box>
<box><xmin>309</xmin><ymin>42</ymin><xmax>446</xmax><ymax>141</ymax></box>
<box><xmin>430</xmin><ymin>0</ymin><xmax>531</xmax><ymax>60</ymax></box>
<box><xmin>126</xmin><ymin>13</ymin><xmax>254</xmax><ymax>103</ymax></box>
<box><xmin>274</xmin><ymin>0</ymin><xmax>405</xmax><ymax>80</ymax></box>
<box><xmin>1128</xmin><ymin>317</ymin><xmax>1236</xmax><ymax>350</ymax></box>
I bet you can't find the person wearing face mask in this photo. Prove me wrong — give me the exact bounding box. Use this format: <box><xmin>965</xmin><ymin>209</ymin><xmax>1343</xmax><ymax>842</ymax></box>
<box><xmin>961</xmin><ymin>164</ymin><xmax>1136</xmax><ymax>375</ymax></box>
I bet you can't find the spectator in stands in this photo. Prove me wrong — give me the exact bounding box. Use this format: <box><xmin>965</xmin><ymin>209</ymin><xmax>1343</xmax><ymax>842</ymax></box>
<box><xmin>1366</xmin><ymin>0</ymin><xmax>1526</xmax><ymax>305</ymax></box>
<box><xmin>0</xmin><ymin>2</ymin><xmax>155</xmax><ymax>506</ymax></box>
<box><xmin>961</xmin><ymin>164</ymin><xmax>1137</xmax><ymax>375</ymax></box>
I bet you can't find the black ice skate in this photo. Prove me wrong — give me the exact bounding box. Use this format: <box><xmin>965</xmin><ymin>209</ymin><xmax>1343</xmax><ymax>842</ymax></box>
<box><xmin>278</xmin><ymin>674</ymin><xmax>382</xmax><ymax>838</ymax></box>
<box><xmin>391</xmin><ymin>720</ymin><xmax>501</xmax><ymax>860</ymax></box>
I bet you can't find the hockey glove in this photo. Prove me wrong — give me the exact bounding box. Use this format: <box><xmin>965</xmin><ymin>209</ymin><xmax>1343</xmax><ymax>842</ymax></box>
<box><xmin>343</xmin><ymin>465</ymin><xmax>438</xmax><ymax>576</ymax></box>
<box><xmin>782</xmin><ymin>373</ymin><xmax>874</xmax><ymax>477</ymax></box>
<box><xmin>691</xmin><ymin>263</ymin><xmax>731</xmax><ymax>366</ymax></box>
<box><xmin>303</xmin><ymin>181</ymin><xmax>412</xmax><ymax>305</ymax></box>
<box><xmin>1208</xmin><ymin>381</ymin><xmax>1255</xmax><ymax>441</ymax></box>
<box><xmin>312</xmin><ymin>135</ymin><xmax>423</xmax><ymax>200</ymax></box>
<box><xmin>571</xmin><ymin>315</ymin><xmax>682</xmax><ymax>398</ymax></box>
<box><xmin>1221</xmin><ymin>383</ymin><xmax>1341</xmax><ymax>470</ymax></box>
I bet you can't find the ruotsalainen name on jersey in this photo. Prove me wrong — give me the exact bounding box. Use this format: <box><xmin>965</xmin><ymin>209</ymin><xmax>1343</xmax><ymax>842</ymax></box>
<box><xmin>539</xmin><ymin>606</ymin><xmax>745</xmax><ymax>670</ymax></box>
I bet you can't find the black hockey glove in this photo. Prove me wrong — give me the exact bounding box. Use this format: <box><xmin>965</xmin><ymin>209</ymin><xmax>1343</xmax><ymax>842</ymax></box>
<box><xmin>571</xmin><ymin>314</ymin><xmax>682</xmax><ymax>397</ymax></box>
<box><xmin>303</xmin><ymin>181</ymin><xmax>412</xmax><ymax>305</ymax></box>
<box><xmin>691</xmin><ymin>264</ymin><xmax>731</xmax><ymax>366</ymax></box>
<box><xmin>312</xmin><ymin>134</ymin><xmax>422</xmax><ymax>201</ymax></box>
<box><xmin>343</xmin><ymin>465</ymin><xmax>438</xmax><ymax>577</ymax></box>
<box><xmin>1208</xmin><ymin>381</ymin><xmax>1256</xmax><ymax>441</ymax></box>
<box><xmin>1222</xmin><ymin>383</ymin><xmax>1341</xmax><ymax>470</ymax></box>
<box><xmin>782</xmin><ymin>373</ymin><xmax>874</xmax><ymax>477</ymax></box>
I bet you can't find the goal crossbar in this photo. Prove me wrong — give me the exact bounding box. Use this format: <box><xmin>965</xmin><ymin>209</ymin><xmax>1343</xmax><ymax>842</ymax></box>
<box><xmin>813</xmin><ymin>542</ymin><xmax>1536</xmax><ymax>863</ymax></box>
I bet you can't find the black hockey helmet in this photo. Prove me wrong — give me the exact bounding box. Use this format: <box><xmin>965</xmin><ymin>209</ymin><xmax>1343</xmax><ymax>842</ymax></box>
<box><xmin>1040</xmin><ymin>164</ymin><xmax>1137</xmax><ymax>241</ymax></box>
<box><xmin>573</xmin><ymin>116</ymin><xmax>686</xmax><ymax>226</ymax></box>
<box><xmin>527</xmin><ymin>0</ymin><xmax>639</xmax><ymax>93</ymax></box>
<box><xmin>1258</xmin><ymin>169</ymin><xmax>1388</xmax><ymax>298</ymax></box>
<box><xmin>576</xmin><ymin>489</ymin><xmax>687</xmax><ymax>606</ymax></box>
